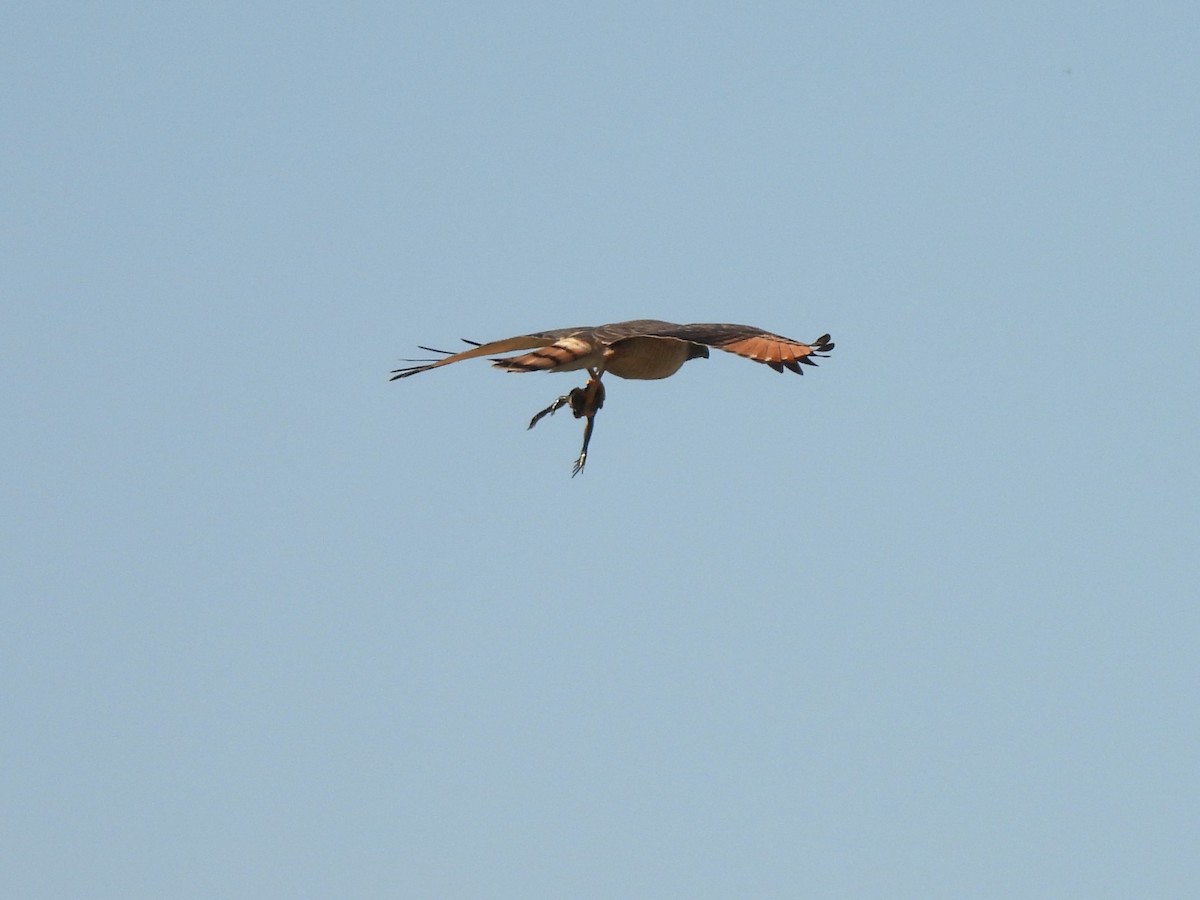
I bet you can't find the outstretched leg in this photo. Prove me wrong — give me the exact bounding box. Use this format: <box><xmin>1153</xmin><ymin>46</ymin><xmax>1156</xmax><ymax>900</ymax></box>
<box><xmin>571</xmin><ymin>412</ymin><xmax>597</xmax><ymax>477</ymax></box>
<box><xmin>568</xmin><ymin>377</ymin><xmax>605</xmax><ymax>477</ymax></box>
<box><xmin>528</xmin><ymin>394</ymin><xmax>571</xmax><ymax>430</ymax></box>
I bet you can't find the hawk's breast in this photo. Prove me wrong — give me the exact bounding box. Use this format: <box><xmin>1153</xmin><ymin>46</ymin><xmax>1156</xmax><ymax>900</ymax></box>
<box><xmin>605</xmin><ymin>337</ymin><xmax>693</xmax><ymax>380</ymax></box>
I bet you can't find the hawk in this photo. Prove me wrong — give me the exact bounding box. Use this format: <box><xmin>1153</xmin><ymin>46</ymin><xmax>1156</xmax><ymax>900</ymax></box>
<box><xmin>391</xmin><ymin>319</ymin><xmax>834</xmax><ymax>475</ymax></box>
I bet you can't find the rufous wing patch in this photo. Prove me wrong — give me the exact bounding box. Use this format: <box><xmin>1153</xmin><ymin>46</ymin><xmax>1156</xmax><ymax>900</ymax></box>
<box><xmin>719</xmin><ymin>334</ymin><xmax>822</xmax><ymax>374</ymax></box>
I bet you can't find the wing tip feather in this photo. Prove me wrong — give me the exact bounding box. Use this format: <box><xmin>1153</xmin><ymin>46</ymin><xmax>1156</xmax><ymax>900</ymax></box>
<box><xmin>389</xmin><ymin>363</ymin><xmax>435</xmax><ymax>380</ymax></box>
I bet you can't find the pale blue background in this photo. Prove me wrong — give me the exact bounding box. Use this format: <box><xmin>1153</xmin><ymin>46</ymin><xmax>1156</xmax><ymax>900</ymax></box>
<box><xmin>3</xmin><ymin>2</ymin><xmax>1197</xmax><ymax>897</ymax></box>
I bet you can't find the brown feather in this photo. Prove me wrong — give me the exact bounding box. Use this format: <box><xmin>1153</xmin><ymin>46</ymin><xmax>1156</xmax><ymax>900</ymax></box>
<box><xmin>390</xmin><ymin>334</ymin><xmax>561</xmax><ymax>379</ymax></box>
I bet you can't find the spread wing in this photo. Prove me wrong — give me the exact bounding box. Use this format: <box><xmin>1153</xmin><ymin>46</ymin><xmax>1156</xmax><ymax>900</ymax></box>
<box><xmin>390</xmin><ymin>320</ymin><xmax>834</xmax><ymax>379</ymax></box>
<box><xmin>389</xmin><ymin>326</ymin><xmax>596</xmax><ymax>379</ymax></box>
<box><xmin>617</xmin><ymin>323</ymin><xmax>835</xmax><ymax>374</ymax></box>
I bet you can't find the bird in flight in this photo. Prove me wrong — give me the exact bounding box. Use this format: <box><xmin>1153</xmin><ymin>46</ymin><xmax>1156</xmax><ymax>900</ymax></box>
<box><xmin>391</xmin><ymin>319</ymin><xmax>834</xmax><ymax>476</ymax></box>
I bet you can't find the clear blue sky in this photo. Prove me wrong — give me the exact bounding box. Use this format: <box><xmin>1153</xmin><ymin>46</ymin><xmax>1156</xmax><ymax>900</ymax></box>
<box><xmin>3</xmin><ymin>2</ymin><xmax>1197</xmax><ymax>896</ymax></box>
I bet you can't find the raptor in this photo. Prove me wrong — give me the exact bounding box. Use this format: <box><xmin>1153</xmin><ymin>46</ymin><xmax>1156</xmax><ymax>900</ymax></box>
<box><xmin>391</xmin><ymin>319</ymin><xmax>834</xmax><ymax>475</ymax></box>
